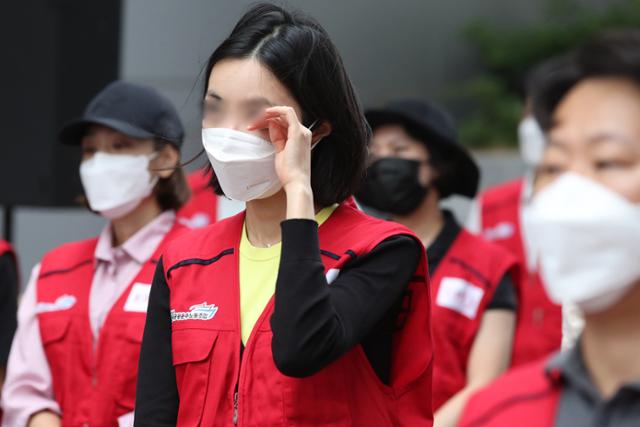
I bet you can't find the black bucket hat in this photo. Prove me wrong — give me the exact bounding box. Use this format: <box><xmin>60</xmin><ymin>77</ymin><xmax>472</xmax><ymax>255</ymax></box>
<box><xmin>58</xmin><ymin>80</ymin><xmax>185</xmax><ymax>147</ymax></box>
<box><xmin>365</xmin><ymin>99</ymin><xmax>480</xmax><ymax>198</ymax></box>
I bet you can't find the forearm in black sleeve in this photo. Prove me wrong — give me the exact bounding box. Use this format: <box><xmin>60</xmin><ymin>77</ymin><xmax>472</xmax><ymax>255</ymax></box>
<box><xmin>0</xmin><ymin>253</ymin><xmax>18</xmax><ymax>366</ymax></box>
<box><xmin>134</xmin><ymin>257</ymin><xmax>179</xmax><ymax>426</ymax></box>
<box><xmin>270</xmin><ymin>219</ymin><xmax>421</xmax><ymax>378</ymax></box>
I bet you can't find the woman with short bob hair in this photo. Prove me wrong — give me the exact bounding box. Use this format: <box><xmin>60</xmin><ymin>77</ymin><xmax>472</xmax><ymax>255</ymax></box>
<box><xmin>135</xmin><ymin>3</ymin><xmax>433</xmax><ymax>426</ymax></box>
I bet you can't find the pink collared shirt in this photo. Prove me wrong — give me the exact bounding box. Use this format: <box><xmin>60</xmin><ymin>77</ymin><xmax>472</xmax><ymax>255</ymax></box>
<box><xmin>1</xmin><ymin>210</ymin><xmax>175</xmax><ymax>427</ymax></box>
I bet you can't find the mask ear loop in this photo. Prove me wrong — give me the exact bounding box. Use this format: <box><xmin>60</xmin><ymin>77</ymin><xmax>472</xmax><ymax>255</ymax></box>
<box><xmin>307</xmin><ymin>119</ymin><xmax>325</xmax><ymax>150</ymax></box>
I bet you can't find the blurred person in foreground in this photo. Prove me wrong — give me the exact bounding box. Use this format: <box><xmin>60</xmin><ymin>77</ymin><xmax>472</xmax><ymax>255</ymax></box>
<box><xmin>459</xmin><ymin>29</ymin><xmax>640</xmax><ymax>427</ymax></box>
<box><xmin>357</xmin><ymin>100</ymin><xmax>518</xmax><ymax>427</ymax></box>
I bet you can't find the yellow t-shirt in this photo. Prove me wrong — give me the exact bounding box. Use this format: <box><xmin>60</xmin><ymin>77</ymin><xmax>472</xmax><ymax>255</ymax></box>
<box><xmin>239</xmin><ymin>205</ymin><xmax>338</xmax><ymax>344</ymax></box>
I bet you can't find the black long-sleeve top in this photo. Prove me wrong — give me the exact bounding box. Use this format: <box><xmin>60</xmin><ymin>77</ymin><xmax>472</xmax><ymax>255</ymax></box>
<box><xmin>135</xmin><ymin>219</ymin><xmax>422</xmax><ymax>426</ymax></box>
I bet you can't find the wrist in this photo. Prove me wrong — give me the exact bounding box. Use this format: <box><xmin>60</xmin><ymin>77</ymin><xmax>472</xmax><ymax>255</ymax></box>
<box><xmin>284</xmin><ymin>182</ymin><xmax>314</xmax><ymax>220</ymax></box>
<box><xmin>283</xmin><ymin>179</ymin><xmax>312</xmax><ymax>196</ymax></box>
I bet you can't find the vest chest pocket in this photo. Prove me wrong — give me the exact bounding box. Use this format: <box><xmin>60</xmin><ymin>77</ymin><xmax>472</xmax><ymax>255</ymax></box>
<box><xmin>39</xmin><ymin>315</ymin><xmax>73</xmax><ymax>405</ymax></box>
<box><xmin>172</xmin><ymin>328</ymin><xmax>219</xmax><ymax>426</ymax></box>
<box><xmin>40</xmin><ymin>315</ymin><xmax>72</xmax><ymax>345</ymax></box>
<box><xmin>436</xmin><ymin>276</ymin><xmax>486</xmax><ymax>332</ymax></box>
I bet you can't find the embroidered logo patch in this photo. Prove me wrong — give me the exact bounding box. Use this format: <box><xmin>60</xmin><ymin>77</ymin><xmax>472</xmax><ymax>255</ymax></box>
<box><xmin>35</xmin><ymin>294</ymin><xmax>77</xmax><ymax>314</ymax></box>
<box><xmin>483</xmin><ymin>222</ymin><xmax>515</xmax><ymax>241</ymax></box>
<box><xmin>123</xmin><ymin>283</ymin><xmax>152</xmax><ymax>313</ymax></box>
<box><xmin>436</xmin><ymin>277</ymin><xmax>485</xmax><ymax>319</ymax></box>
<box><xmin>171</xmin><ymin>302</ymin><xmax>219</xmax><ymax>322</ymax></box>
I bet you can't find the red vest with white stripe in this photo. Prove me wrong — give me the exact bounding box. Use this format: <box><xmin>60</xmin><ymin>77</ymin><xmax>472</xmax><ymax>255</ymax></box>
<box><xmin>163</xmin><ymin>202</ymin><xmax>434</xmax><ymax>427</ymax></box>
<box><xmin>479</xmin><ymin>179</ymin><xmax>562</xmax><ymax>366</ymax></box>
<box><xmin>430</xmin><ymin>229</ymin><xmax>517</xmax><ymax>410</ymax></box>
<box><xmin>36</xmin><ymin>221</ymin><xmax>185</xmax><ymax>427</ymax></box>
<box><xmin>458</xmin><ymin>358</ymin><xmax>560</xmax><ymax>427</ymax></box>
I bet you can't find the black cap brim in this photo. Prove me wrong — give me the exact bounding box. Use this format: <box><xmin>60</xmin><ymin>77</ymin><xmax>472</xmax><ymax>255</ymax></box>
<box><xmin>58</xmin><ymin>116</ymin><xmax>156</xmax><ymax>145</ymax></box>
<box><xmin>365</xmin><ymin>109</ymin><xmax>480</xmax><ymax>198</ymax></box>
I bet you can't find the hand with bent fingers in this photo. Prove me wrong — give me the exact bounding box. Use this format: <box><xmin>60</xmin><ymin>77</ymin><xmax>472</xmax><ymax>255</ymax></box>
<box><xmin>248</xmin><ymin>106</ymin><xmax>314</xmax><ymax>193</ymax></box>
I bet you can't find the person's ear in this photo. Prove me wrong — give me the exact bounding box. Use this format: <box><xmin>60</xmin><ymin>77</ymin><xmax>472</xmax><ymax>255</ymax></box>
<box><xmin>150</xmin><ymin>144</ymin><xmax>180</xmax><ymax>179</ymax></box>
<box><xmin>311</xmin><ymin>120</ymin><xmax>332</xmax><ymax>146</ymax></box>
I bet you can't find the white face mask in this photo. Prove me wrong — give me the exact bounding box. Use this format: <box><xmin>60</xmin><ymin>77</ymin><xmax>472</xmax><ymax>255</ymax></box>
<box><xmin>202</xmin><ymin>128</ymin><xmax>282</xmax><ymax>202</ymax></box>
<box><xmin>522</xmin><ymin>172</ymin><xmax>640</xmax><ymax>313</ymax></box>
<box><xmin>517</xmin><ymin>117</ymin><xmax>546</xmax><ymax>167</ymax></box>
<box><xmin>80</xmin><ymin>152</ymin><xmax>158</xmax><ymax>220</ymax></box>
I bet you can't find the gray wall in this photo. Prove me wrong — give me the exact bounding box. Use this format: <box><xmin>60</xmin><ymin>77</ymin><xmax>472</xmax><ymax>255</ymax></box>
<box><xmin>9</xmin><ymin>0</ymin><xmax>607</xmax><ymax>287</ymax></box>
<box><xmin>119</xmin><ymin>0</ymin><xmax>545</xmax><ymax>163</ymax></box>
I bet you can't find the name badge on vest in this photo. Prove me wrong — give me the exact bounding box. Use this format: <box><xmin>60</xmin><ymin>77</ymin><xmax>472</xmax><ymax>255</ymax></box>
<box><xmin>436</xmin><ymin>277</ymin><xmax>485</xmax><ymax>319</ymax></box>
<box><xmin>123</xmin><ymin>283</ymin><xmax>152</xmax><ymax>313</ymax></box>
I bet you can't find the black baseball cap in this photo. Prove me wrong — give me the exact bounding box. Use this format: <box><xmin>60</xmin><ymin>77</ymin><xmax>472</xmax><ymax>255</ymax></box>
<box><xmin>58</xmin><ymin>80</ymin><xmax>185</xmax><ymax>147</ymax></box>
<box><xmin>365</xmin><ymin>99</ymin><xmax>480</xmax><ymax>198</ymax></box>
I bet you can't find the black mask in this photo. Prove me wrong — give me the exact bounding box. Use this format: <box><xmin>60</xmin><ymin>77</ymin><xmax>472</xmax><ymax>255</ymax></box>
<box><xmin>356</xmin><ymin>158</ymin><xmax>428</xmax><ymax>215</ymax></box>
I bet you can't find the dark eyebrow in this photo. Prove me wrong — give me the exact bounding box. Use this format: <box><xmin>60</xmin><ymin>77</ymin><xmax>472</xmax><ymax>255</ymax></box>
<box><xmin>205</xmin><ymin>90</ymin><xmax>222</xmax><ymax>100</ymax></box>
<box><xmin>204</xmin><ymin>89</ymin><xmax>274</xmax><ymax>106</ymax></box>
<box><xmin>243</xmin><ymin>97</ymin><xmax>275</xmax><ymax>108</ymax></box>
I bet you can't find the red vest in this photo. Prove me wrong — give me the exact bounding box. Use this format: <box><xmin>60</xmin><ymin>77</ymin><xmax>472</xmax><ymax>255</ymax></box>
<box><xmin>479</xmin><ymin>179</ymin><xmax>562</xmax><ymax>366</ymax></box>
<box><xmin>0</xmin><ymin>240</ymin><xmax>14</xmax><ymax>259</ymax></box>
<box><xmin>458</xmin><ymin>358</ymin><xmax>560</xmax><ymax>427</ymax></box>
<box><xmin>177</xmin><ymin>170</ymin><xmax>218</xmax><ymax>229</ymax></box>
<box><xmin>430</xmin><ymin>230</ymin><xmax>517</xmax><ymax>410</ymax></box>
<box><xmin>163</xmin><ymin>203</ymin><xmax>434</xmax><ymax>427</ymax></box>
<box><xmin>35</xmin><ymin>222</ymin><xmax>185</xmax><ymax>427</ymax></box>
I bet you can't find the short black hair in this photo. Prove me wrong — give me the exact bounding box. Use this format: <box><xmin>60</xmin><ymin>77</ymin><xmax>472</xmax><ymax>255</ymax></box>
<box><xmin>203</xmin><ymin>3</ymin><xmax>369</xmax><ymax>206</ymax></box>
<box><xmin>532</xmin><ymin>29</ymin><xmax>640</xmax><ymax>130</ymax></box>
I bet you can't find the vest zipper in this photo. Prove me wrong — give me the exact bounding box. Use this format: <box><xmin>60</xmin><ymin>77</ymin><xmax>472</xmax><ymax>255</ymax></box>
<box><xmin>232</xmin><ymin>390</ymin><xmax>239</xmax><ymax>424</ymax></box>
<box><xmin>233</xmin><ymin>345</ymin><xmax>243</xmax><ymax>425</ymax></box>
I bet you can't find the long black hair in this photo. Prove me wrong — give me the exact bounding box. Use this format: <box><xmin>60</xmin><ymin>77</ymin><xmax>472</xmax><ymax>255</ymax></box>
<box><xmin>203</xmin><ymin>2</ymin><xmax>369</xmax><ymax>206</ymax></box>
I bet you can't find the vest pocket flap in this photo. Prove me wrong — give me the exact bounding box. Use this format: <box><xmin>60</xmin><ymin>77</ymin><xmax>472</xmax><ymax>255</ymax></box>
<box><xmin>40</xmin><ymin>316</ymin><xmax>71</xmax><ymax>344</ymax></box>
<box><xmin>172</xmin><ymin>329</ymin><xmax>218</xmax><ymax>365</ymax></box>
